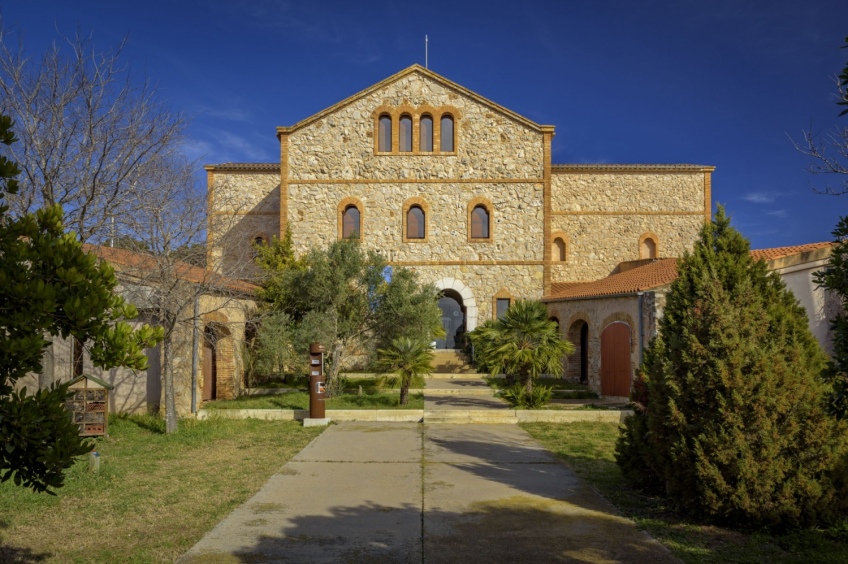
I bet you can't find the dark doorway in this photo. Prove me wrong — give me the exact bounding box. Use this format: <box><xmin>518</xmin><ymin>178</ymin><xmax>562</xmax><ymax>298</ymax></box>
<box><xmin>436</xmin><ymin>290</ymin><xmax>465</xmax><ymax>349</ymax></box>
<box><xmin>580</xmin><ymin>322</ymin><xmax>589</xmax><ymax>384</ymax></box>
<box><xmin>202</xmin><ymin>326</ymin><xmax>217</xmax><ymax>401</ymax></box>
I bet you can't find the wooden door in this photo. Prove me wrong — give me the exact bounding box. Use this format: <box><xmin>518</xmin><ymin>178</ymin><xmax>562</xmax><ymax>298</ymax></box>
<box><xmin>601</xmin><ymin>322</ymin><xmax>631</xmax><ymax>397</ymax></box>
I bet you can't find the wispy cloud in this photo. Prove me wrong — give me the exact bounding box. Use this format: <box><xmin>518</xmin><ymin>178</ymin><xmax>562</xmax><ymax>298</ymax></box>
<box><xmin>742</xmin><ymin>192</ymin><xmax>777</xmax><ymax>203</ymax></box>
<box><xmin>765</xmin><ymin>209</ymin><xmax>788</xmax><ymax>218</ymax></box>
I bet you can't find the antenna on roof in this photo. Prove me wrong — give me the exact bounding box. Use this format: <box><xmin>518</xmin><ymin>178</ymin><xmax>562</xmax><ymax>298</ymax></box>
<box><xmin>425</xmin><ymin>35</ymin><xmax>428</xmax><ymax>69</ymax></box>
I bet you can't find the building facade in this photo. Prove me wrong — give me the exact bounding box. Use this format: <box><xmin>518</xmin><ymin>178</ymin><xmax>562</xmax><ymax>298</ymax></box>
<box><xmin>207</xmin><ymin>65</ymin><xmax>712</xmax><ymax>357</ymax></box>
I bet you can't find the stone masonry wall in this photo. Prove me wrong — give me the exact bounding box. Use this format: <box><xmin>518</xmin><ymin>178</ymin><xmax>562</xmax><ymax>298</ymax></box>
<box><xmin>549</xmin><ymin>170</ymin><xmax>707</xmax><ymax>281</ymax></box>
<box><xmin>209</xmin><ymin>171</ymin><xmax>280</xmax><ymax>276</ymax></box>
<box><xmin>288</xmin><ymin>182</ymin><xmax>544</xmax><ymax>262</ymax></box>
<box><xmin>287</xmin><ymin>74</ymin><xmax>544</xmax><ymax>180</ymax></box>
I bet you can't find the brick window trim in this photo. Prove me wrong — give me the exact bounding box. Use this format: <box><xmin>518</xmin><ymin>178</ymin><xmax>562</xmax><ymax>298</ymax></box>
<box><xmin>492</xmin><ymin>287</ymin><xmax>515</xmax><ymax>321</ymax></box>
<box><xmin>550</xmin><ymin>231</ymin><xmax>569</xmax><ymax>263</ymax></box>
<box><xmin>402</xmin><ymin>196</ymin><xmax>430</xmax><ymax>243</ymax></box>
<box><xmin>638</xmin><ymin>231</ymin><xmax>660</xmax><ymax>259</ymax></box>
<box><xmin>467</xmin><ymin>196</ymin><xmax>494</xmax><ymax>243</ymax></box>
<box><xmin>372</xmin><ymin>104</ymin><xmax>461</xmax><ymax>156</ymax></box>
<box><xmin>338</xmin><ymin>197</ymin><xmax>365</xmax><ymax>241</ymax></box>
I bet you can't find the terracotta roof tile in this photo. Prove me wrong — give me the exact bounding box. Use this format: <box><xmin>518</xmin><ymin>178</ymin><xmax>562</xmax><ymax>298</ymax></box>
<box><xmin>750</xmin><ymin>242</ymin><xmax>833</xmax><ymax>261</ymax></box>
<box><xmin>545</xmin><ymin>259</ymin><xmax>679</xmax><ymax>301</ymax></box>
<box><xmin>84</xmin><ymin>245</ymin><xmax>258</xmax><ymax>295</ymax></box>
<box><xmin>547</xmin><ymin>242</ymin><xmax>834</xmax><ymax>302</ymax></box>
<box><xmin>204</xmin><ymin>163</ymin><xmax>279</xmax><ymax>172</ymax></box>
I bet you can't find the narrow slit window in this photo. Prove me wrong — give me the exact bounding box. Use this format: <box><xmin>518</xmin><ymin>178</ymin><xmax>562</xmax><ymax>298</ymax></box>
<box><xmin>343</xmin><ymin>206</ymin><xmax>361</xmax><ymax>239</ymax></box>
<box><xmin>440</xmin><ymin>115</ymin><xmax>454</xmax><ymax>152</ymax></box>
<box><xmin>471</xmin><ymin>205</ymin><xmax>489</xmax><ymax>239</ymax></box>
<box><xmin>399</xmin><ymin>115</ymin><xmax>412</xmax><ymax>152</ymax></box>
<box><xmin>641</xmin><ymin>237</ymin><xmax>657</xmax><ymax>259</ymax></box>
<box><xmin>496</xmin><ymin>298</ymin><xmax>511</xmax><ymax>319</ymax></box>
<box><xmin>552</xmin><ymin>237</ymin><xmax>566</xmax><ymax>261</ymax></box>
<box><xmin>419</xmin><ymin>115</ymin><xmax>433</xmax><ymax>152</ymax></box>
<box><xmin>378</xmin><ymin>115</ymin><xmax>392</xmax><ymax>152</ymax></box>
<box><xmin>407</xmin><ymin>206</ymin><xmax>425</xmax><ymax>239</ymax></box>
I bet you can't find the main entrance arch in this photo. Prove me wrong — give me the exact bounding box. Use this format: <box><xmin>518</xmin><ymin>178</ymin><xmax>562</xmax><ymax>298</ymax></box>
<box><xmin>433</xmin><ymin>278</ymin><xmax>477</xmax><ymax>350</ymax></box>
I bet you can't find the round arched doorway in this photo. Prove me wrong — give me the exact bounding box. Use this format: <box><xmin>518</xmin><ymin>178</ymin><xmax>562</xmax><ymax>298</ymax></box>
<box><xmin>436</xmin><ymin>289</ymin><xmax>466</xmax><ymax>349</ymax></box>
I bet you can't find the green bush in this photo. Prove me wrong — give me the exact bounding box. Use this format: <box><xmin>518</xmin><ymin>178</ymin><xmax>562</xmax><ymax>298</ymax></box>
<box><xmin>615</xmin><ymin>207</ymin><xmax>848</xmax><ymax>528</ymax></box>
<box><xmin>501</xmin><ymin>382</ymin><xmax>553</xmax><ymax>409</ymax></box>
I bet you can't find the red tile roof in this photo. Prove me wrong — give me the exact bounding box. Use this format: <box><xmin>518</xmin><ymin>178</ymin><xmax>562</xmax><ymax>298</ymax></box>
<box><xmin>545</xmin><ymin>259</ymin><xmax>679</xmax><ymax>301</ymax></box>
<box><xmin>84</xmin><ymin>245</ymin><xmax>258</xmax><ymax>295</ymax></box>
<box><xmin>546</xmin><ymin>242</ymin><xmax>835</xmax><ymax>302</ymax></box>
<box><xmin>750</xmin><ymin>242</ymin><xmax>833</xmax><ymax>262</ymax></box>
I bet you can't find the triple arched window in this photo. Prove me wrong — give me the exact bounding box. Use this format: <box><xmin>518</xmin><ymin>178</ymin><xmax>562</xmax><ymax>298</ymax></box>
<box><xmin>374</xmin><ymin>106</ymin><xmax>458</xmax><ymax>154</ymax></box>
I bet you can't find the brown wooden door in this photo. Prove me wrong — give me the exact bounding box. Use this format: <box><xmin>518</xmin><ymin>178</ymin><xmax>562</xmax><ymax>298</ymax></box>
<box><xmin>202</xmin><ymin>329</ymin><xmax>216</xmax><ymax>401</ymax></box>
<box><xmin>601</xmin><ymin>322</ymin><xmax>631</xmax><ymax>397</ymax></box>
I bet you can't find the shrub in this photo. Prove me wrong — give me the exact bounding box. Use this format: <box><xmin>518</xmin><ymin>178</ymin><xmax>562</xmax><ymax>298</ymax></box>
<box><xmin>616</xmin><ymin>207</ymin><xmax>848</xmax><ymax>528</ymax></box>
<box><xmin>501</xmin><ymin>382</ymin><xmax>553</xmax><ymax>409</ymax></box>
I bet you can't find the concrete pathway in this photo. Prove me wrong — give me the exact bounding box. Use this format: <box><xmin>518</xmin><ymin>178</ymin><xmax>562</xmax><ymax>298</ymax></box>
<box><xmin>180</xmin><ymin>423</ymin><xmax>676</xmax><ymax>563</ymax></box>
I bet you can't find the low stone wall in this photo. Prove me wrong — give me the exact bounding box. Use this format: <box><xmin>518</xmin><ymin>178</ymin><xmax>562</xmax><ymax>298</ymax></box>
<box><xmin>196</xmin><ymin>408</ymin><xmax>631</xmax><ymax>424</ymax></box>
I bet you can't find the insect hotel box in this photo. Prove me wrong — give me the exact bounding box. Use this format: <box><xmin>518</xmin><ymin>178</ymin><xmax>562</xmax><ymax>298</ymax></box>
<box><xmin>66</xmin><ymin>375</ymin><xmax>112</xmax><ymax>437</ymax></box>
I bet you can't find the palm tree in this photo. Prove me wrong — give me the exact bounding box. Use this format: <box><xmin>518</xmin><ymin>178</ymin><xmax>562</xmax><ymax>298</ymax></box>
<box><xmin>375</xmin><ymin>337</ymin><xmax>434</xmax><ymax>405</ymax></box>
<box><xmin>469</xmin><ymin>300</ymin><xmax>574</xmax><ymax>395</ymax></box>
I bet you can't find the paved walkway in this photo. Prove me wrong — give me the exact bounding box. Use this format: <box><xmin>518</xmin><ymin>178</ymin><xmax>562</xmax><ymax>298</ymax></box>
<box><xmin>179</xmin><ymin>423</ymin><xmax>677</xmax><ymax>563</ymax></box>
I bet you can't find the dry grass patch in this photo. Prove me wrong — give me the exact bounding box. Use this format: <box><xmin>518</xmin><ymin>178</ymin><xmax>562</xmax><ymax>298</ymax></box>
<box><xmin>0</xmin><ymin>414</ymin><xmax>323</xmax><ymax>563</ymax></box>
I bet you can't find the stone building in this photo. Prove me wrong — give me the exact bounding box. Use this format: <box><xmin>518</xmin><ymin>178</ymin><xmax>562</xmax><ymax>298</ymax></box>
<box><xmin>207</xmin><ymin>65</ymin><xmax>713</xmax><ymax>359</ymax></box>
<box><xmin>18</xmin><ymin>245</ymin><xmax>257</xmax><ymax>416</ymax></box>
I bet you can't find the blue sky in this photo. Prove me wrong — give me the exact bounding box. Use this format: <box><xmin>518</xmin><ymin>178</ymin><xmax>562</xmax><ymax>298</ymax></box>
<box><xmin>3</xmin><ymin>0</ymin><xmax>847</xmax><ymax>249</ymax></box>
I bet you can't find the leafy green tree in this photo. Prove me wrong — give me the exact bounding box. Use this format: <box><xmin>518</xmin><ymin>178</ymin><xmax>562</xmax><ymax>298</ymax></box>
<box><xmin>375</xmin><ymin>337</ymin><xmax>435</xmax><ymax>405</ymax></box>
<box><xmin>370</xmin><ymin>267</ymin><xmax>444</xmax><ymax>353</ymax></box>
<box><xmin>616</xmin><ymin>207</ymin><xmax>847</xmax><ymax>528</ymax></box>
<box><xmin>468</xmin><ymin>300</ymin><xmax>573</xmax><ymax>402</ymax></box>
<box><xmin>247</xmin><ymin>312</ymin><xmax>295</xmax><ymax>385</ymax></box>
<box><xmin>0</xmin><ymin>114</ymin><xmax>162</xmax><ymax>493</ymax></box>
<box><xmin>257</xmin><ymin>238</ymin><xmax>442</xmax><ymax>395</ymax></box>
<box><xmin>815</xmin><ymin>216</ymin><xmax>848</xmax><ymax>418</ymax></box>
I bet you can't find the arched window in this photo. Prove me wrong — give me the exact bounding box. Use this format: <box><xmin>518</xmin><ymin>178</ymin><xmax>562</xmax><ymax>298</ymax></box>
<box><xmin>640</xmin><ymin>236</ymin><xmax>658</xmax><ymax>259</ymax></box>
<box><xmin>471</xmin><ymin>205</ymin><xmax>489</xmax><ymax>239</ymax></box>
<box><xmin>419</xmin><ymin>115</ymin><xmax>433</xmax><ymax>152</ymax></box>
<box><xmin>342</xmin><ymin>205</ymin><xmax>361</xmax><ymax>239</ymax></box>
<box><xmin>440</xmin><ymin>114</ymin><xmax>454</xmax><ymax>152</ymax></box>
<box><xmin>407</xmin><ymin>205</ymin><xmax>425</xmax><ymax>239</ymax></box>
<box><xmin>378</xmin><ymin>114</ymin><xmax>392</xmax><ymax>152</ymax></box>
<box><xmin>552</xmin><ymin>237</ymin><xmax>566</xmax><ymax>262</ymax></box>
<box><xmin>399</xmin><ymin>115</ymin><xmax>412</xmax><ymax>152</ymax></box>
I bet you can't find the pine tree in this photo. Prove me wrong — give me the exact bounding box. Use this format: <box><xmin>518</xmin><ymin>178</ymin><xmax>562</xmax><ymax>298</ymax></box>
<box><xmin>815</xmin><ymin>216</ymin><xmax>848</xmax><ymax>418</ymax></box>
<box><xmin>616</xmin><ymin>207</ymin><xmax>848</xmax><ymax>527</ymax></box>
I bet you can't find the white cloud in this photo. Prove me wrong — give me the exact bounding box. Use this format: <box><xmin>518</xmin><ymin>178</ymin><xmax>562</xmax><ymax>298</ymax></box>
<box><xmin>742</xmin><ymin>192</ymin><xmax>776</xmax><ymax>203</ymax></box>
<box><xmin>765</xmin><ymin>210</ymin><xmax>788</xmax><ymax>218</ymax></box>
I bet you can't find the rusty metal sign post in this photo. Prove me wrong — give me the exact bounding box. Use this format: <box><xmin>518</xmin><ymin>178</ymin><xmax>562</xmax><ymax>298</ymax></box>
<box><xmin>304</xmin><ymin>342</ymin><xmax>329</xmax><ymax>426</ymax></box>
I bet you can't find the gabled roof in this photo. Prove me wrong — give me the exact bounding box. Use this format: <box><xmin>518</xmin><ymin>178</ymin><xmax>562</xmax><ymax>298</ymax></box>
<box><xmin>84</xmin><ymin>245</ymin><xmax>258</xmax><ymax>295</ymax></box>
<box><xmin>276</xmin><ymin>64</ymin><xmax>551</xmax><ymax>135</ymax></box>
<box><xmin>544</xmin><ymin>259</ymin><xmax>679</xmax><ymax>301</ymax></box>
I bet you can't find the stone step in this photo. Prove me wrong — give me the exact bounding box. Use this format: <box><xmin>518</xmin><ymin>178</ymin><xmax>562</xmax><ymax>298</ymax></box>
<box><xmin>426</xmin><ymin>372</ymin><xmax>488</xmax><ymax>379</ymax></box>
<box><xmin>430</xmin><ymin>350</ymin><xmax>476</xmax><ymax>374</ymax></box>
<box><xmin>423</xmin><ymin>388</ymin><xmax>495</xmax><ymax>396</ymax></box>
<box><xmin>423</xmin><ymin>409</ymin><xmax>519</xmax><ymax>424</ymax></box>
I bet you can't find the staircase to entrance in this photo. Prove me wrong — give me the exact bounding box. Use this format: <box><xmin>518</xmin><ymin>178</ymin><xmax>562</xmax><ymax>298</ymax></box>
<box><xmin>425</xmin><ymin>350</ymin><xmax>516</xmax><ymax>423</ymax></box>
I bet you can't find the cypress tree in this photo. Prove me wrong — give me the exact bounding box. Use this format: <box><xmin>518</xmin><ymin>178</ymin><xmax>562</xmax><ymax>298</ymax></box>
<box><xmin>616</xmin><ymin>207</ymin><xmax>848</xmax><ymax>527</ymax></box>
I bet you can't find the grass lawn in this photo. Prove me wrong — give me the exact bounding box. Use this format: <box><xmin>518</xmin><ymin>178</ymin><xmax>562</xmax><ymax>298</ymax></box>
<box><xmin>522</xmin><ymin>422</ymin><xmax>848</xmax><ymax>563</ymax></box>
<box><xmin>0</xmin><ymin>414</ymin><xmax>323</xmax><ymax>563</ymax></box>
<box><xmin>485</xmin><ymin>377</ymin><xmax>599</xmax><ymax>400</ymax></box>
<box><xmin>204</xmin><ymin>391</ymin><xmax>425</xmax><ymax>410</ymax></box>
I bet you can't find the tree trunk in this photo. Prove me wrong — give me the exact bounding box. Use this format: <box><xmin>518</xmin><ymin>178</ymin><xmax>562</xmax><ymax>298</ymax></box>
<box><xmin>163</xmin><ymin>335</ymin><xmax>178</xmax><ymax>433</ymax></box>
<box><xmin>523</xmin><ymin>372</ymin><xmax>534</xmax><ymax>397</ymax></box>
<box><xmin>325</xmin><ymin>343</ymin><xmax>344</xmax><ymax>397</ymax></box>
<box><xmin>400</xmin><ymin>377</ymin><xmax>409</xmax><ymax>406</ymax></box>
